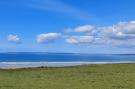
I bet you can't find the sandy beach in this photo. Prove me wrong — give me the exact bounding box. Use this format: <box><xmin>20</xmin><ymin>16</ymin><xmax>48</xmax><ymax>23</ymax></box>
<box><xmin>0</xmin><ymin>61</ymin><xmax>134</xmax><ymax>69</ymax></box>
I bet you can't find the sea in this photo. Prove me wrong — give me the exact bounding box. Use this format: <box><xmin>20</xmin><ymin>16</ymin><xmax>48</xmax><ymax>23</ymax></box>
<box><xmin>0</xmin><ymin>52</ymin><xmax>135</xmax><ymax>68</ymax></box>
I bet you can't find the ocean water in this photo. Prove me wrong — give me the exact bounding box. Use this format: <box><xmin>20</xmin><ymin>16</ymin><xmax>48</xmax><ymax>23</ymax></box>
<box><xmin>0</xmin><ymin>52</ymin><xmax>135</xmax><ymax>68</ymax></box>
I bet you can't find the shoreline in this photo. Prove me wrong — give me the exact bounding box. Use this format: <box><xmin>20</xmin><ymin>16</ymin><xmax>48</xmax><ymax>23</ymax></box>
<box><xmin>0</xmin><ymin>61</ymin><xmax>134</xmax><ymax>69</ymax></box>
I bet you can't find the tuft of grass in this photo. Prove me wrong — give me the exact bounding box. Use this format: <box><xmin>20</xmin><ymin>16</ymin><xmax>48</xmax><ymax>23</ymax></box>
<box><xmin>0</xmin><ymin>63</ymin><xmax>135</xmax><ymax>89</ymax></box>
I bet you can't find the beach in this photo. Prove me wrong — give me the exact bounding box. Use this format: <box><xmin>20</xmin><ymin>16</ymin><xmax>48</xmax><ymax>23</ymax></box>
<box><xmin>0</xmin><ymin>61</ymin><xmax>134</xmax><ymax>69</ymax></box>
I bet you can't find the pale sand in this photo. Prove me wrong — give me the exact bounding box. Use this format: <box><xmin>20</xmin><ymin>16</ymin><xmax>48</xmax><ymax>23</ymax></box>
<box><xmin>0</xmin><ymin>61</ymin><xmax>134</xmax><ymax>69</ymax></box>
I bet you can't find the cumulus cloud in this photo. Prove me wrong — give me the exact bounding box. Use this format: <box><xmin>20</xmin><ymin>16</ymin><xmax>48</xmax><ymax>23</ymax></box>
<box><xmin>115</xmin><ymin>21</ymin><xmax>135</xmax><ymax>34</ymax></box>
<box><xmin>101</xmin><ymin>21</ymin><xmax>135</xmax><ymax>40</ymax></box>
<box><xmin>6</xmin><ymin>20</ymin><xmax>135</xmax><ymax>48</ymax></box>
<box><xmin>66</xmin><ymin>36</ymin><xmax>94</xmax><ymax>44</ymax></box>
<box><xmin>96</xmin><ymin>21</ymin><xmax>135</xmax><ymax>47</ymax></box>
<box><xmin>65</xmin><ymin>25</ymin><xmax>96</xmax><ymax>32</ymax></box>
<box><xmin>37</xmin><ymin>33</ymin><xmax>61</xmax><ymax>43</ymax></box>
<box><xmin>65</xmin><ymin>21</ymin><xmax>135</xmax><ymax>47</ymax></box>
<box><xmin>7</xmin><ymin>34</ymin><xmax>21</xmax><ymax>44</ymax></box>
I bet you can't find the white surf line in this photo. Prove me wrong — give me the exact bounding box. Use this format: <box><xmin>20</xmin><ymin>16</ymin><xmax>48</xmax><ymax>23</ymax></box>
<box><xmin>0</xmin><ymin>61</ymin><xmax>134</xmax><ymax>69</ymax></box>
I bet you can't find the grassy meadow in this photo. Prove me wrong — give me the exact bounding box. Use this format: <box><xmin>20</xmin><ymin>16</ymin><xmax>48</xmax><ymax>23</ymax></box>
<box><xmin>0</xmin><ymin>63</ymin><xmax>135</xmax><ymax>89</ymax></box>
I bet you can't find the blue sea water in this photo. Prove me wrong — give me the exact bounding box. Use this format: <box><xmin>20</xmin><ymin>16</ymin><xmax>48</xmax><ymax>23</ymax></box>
<box><xmin>0</xmin><ymin>52</ymin><xmax>135</xmax><ymax>62</ymax></box>
<box><xmin>0</xmin><ymin>52</ymin><xmax>135</xmax><ymax>68</ymax></box>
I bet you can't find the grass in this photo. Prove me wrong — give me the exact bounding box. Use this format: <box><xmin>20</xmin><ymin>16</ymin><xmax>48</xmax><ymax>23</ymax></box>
<box><xmin>0</xmin><ymin>63</ymin><xmax>135</xmax><ymax>89</ymax></box>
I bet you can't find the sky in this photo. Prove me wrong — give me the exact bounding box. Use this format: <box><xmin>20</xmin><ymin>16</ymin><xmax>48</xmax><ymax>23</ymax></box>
<box><xmin>0</xmin><ymin>0</ymin><xmax>135</xmax><ymax>53</ymax></box>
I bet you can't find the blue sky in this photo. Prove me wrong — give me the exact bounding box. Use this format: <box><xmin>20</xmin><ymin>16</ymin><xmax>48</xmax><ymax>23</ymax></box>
<box><xmin>0</xmin><ymin>0</ymin><xmax>135</xmax><ymax>53</ymax></box>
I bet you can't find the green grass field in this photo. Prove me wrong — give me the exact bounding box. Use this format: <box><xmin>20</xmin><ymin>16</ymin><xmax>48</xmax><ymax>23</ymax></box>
<box><xmin>0</xmin><ymin>63</ymin><xmax>135</xmax><ymax>89</ymax></box>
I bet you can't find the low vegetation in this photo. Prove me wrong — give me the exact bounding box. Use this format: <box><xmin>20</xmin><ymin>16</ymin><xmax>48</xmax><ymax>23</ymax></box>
<box><xmin>0</xmin><ymin>63</ymin><xmax>135</xmax><ymax>89</ymax></box>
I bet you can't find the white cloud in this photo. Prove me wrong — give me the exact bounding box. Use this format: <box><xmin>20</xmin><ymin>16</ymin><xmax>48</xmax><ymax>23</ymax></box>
<box><xmin>65</xmin><ymin>21</ymin><xmax>135</xmax><ymax>47</ymax></box>
<box><xmin>37</xmin><ymin>33</ymin><xmax>61</xmax><ymax>43</ymax></box>
<box><xmin>65</xmin><ymin>25</ymin><xmax>96</xmax><ymax>33</ymax></box>
<box><xmin>101</xmin><ymin>21</ymin><xmax>135</xmax><ymax>40</ymax></box>
<box><xmin>66</xmin><ymin>36</ymin><xmax>94</xmax><ymax>44</ymax></box>
<box><xmin>6</xmin><ymin>21</ymin><xmax>135</xmax><ymax>48</ymax></box>
<box><xmin>7</xmin><ymin>34</ymin><xmax>21</xmax><ymax>44</ymax></box>
<box><xmin>115</xmin><ymin>21</ymin><xmax>135</xmax><ymax>34</ymax></box>
<box><xmin>96</xmin><ymin>21</ymin><xmax>135</xmax><ymax>47</ymax></box>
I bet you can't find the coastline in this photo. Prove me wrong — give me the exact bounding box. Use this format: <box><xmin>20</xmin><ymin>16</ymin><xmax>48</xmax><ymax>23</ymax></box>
<box><xmin>0</xmin><ymin>61</ymin><xmax>134</xmax><ymax>69</ymax></box>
